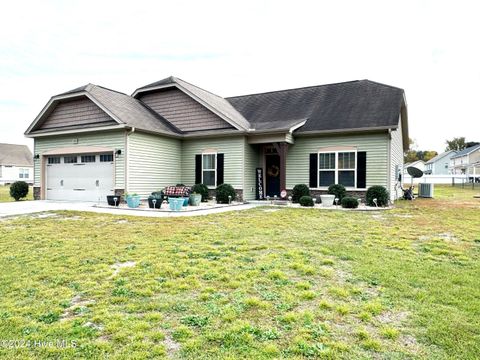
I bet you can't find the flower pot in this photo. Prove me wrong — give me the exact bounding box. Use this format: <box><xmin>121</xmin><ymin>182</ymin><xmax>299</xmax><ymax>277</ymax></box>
<box><xmin>126</xmin><ymin>195</ymin><xmax>141</xmax><ymax>208</ymax></box>
<box><xmin>148</xmin><ymin>196</ymin><xmax>162</xmax><ymax>209</ymax></box>
<box><xmin>182</xmin><ymin>197</ymin><xmax>189</xmax><ymax>206</ymax></box>
<box><xmin>168</xmin><ymin>198</ymin><xmax>184</xmax><ymax>211</ymax></box>
<box><xmin>320</xmin><ymin>194</ymin><xmax>335</xmax><ymax>207</ymax></box>
<box><xmin>189</xmin><ymin>193</ymin><xmax>202</xmax><ymax>206</ymax></box>
<box><xmin>107</xmin><ymin>195</ymin><xmax>121</xmax><ymax>207</ymax></box>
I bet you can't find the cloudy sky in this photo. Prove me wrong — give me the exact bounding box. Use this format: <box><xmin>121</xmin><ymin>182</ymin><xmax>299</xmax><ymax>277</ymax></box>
<box><xmin>0</xmin><ymin>0</ymin><xmax>478</xmax><ymax>152</ymax></box>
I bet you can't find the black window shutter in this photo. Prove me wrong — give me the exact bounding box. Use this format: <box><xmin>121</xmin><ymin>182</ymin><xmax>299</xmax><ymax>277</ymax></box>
<box><xmin>309</xmin><ymin>153</ymin><xmax>318</xmax><ymax>188</ymax></box>
<box><xmin>216</xmin><ymin>153</ymin><xmax>224</xmax><ymax>185</ymax></box>
<box><xmin>195</xmin><ymin>155</ymin><xmax>202</xmax><ymax>184</ymax></box>
<box><xmin>357</xmin><ymin>151</ymin><xmax>367</xmax><ymax>188</ymax></box>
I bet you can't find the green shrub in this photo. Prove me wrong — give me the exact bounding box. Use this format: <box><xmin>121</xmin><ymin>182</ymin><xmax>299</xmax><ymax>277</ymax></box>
<box><xmin>9</xmin><ymin>181</ymin><xmax>29</xmax><ymax>201</ymax></box>
<box><xmin>328</xmin><ymin>184</ymin><xmax>347</xmax><ymax>201</ymax></box>
<box><xmin>216</xmin><ymin>184</ymin><xmax>236</xmax><ymax>204</ymax></box>
<box><xmin>366</xmin><ymin>186</ymin><xmax>389</xmax><ymax>207</ymax></box>
<box><xmin>292</xmin><ymin>184</ymin><xmax>310</xmax><ymax>203</ymax></box>
<box><xmin>341</xmin><ymin>197</ymin><xmax>359</xmax><ymax>209</ymax></box>
<box><xmin>192</xmin><ymin>183</ymin><xmax>209</xmax><ymax>202</ymax></box>
<box><xmin>299</xmin><ymin>195</ymin><xmax>314</xmax><ymax>207</ymax></box>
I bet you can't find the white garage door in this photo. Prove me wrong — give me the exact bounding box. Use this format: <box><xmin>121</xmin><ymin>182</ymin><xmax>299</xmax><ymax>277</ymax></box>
<box><xmin>46</xmin><ymin>154</ymin><xmax>114</xmax><ymax>202</ymax></box>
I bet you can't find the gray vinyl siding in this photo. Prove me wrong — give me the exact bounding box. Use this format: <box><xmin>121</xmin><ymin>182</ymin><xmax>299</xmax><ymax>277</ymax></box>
<box><xmin>34</xmin><ymin>131</ymin><xmax>126</xmax><ymax>188</ymax></box>
<box><xmin>244</xmin><ymin>141</ymin><xmax>261</xmax><ymax>200</ymax></box>
<box><xmin>35</xmin><ymin>98</ymin><xmax>116</xmax><ymax>131</ymax></box>
<box><xmin>389</xmin><ymin>118</ymin><xmax>404</xmax><ymax>200</ymax></box>
<box><xmin>181</xmin><ymin>136</ymin><xmax>244</xmax><ymax>188</ymax></box>
<box><xmin>127</xmin><ymin>132</ymin><xmax>181</xmax><ymax>197</ymax></box>
<box><xmin>139</xmin><ymin>88</ymin><xmax>234</xmax><ymax>132</ymax></box>
<box><xmin>286</xmin><ymin>133</ymin><xmax>389</xmax><ymax>189</ymax></box>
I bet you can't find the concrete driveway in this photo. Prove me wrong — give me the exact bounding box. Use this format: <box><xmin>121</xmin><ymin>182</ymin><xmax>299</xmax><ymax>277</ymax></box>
<box><xmin>0</xmin><ymin>200</ymin><xmax>258</xmax><ymax>218</ymax></box>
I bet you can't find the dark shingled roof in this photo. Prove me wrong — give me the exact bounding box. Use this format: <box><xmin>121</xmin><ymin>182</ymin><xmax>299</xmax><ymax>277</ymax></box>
<box><xmin>226</xmin><ymin>80</ymin><xmax>405</xmax><ymax>133</ymax></box>
<box><xmin>0</xmin><ymin>143</ymin><xmax>33</xmax><ymax>166</ymax></box>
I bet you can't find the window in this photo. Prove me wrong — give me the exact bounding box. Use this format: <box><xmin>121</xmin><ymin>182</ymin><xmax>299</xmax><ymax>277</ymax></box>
<box><xmin>64</xmin><ymin>156</ymin><xmax>77</xmax><ymax>164</ymax></box>
<box><xmin>202</xmin><ymin>153</ymin><xmax>216</xmax><ymax>187</ymax></box>
<box><xmin>318</xmin><ymin>151</ymin><xmax>357</xmax><ymax>188</ymax></box>
<box><xmin>318</xmin><ymin>153</ymin><xmax>335</xmax><ymax>187</ymax></box>
<box><xmin>81</xmin><ymin>155</ymin><xmax>96</xmax><ymax>163</ymax></box>
<box><xmin>19</xmin><ymin>168</ymin><xmax>29</xmax><ymax>179</ymax></box>
<box><xmin>48</xmin><ymin>157</ymin><xmax>60</xmax><ymax>164</ymax></box>
<box><xmin>100</xmin><ymin>154</ymin><xmax>113</xmax><ymax>162</ymax></box>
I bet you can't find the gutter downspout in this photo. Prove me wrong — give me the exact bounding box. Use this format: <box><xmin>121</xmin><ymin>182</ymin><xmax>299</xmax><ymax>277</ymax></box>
<box><xmin>125</xmin><ymin>127</ymin><xmax>135</xmax><ymax>193</ymax></box>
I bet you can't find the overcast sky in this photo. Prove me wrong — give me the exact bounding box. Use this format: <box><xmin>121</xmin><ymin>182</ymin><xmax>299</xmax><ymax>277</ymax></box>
<box><xmin>0</xmin><ymin>0</ymin><xmax>478</xmax><ymax>152</ymax></box>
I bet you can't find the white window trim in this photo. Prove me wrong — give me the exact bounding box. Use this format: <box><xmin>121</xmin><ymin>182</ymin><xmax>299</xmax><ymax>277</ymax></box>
<box><xmin>201</xmin><ymin>152</ymin><xmax>217</xmax><ymax>189</ymax></box>
<box><xmin>317</xmin><ymin>150</ymin><xmax>358</xmax><ymax>189</ymax></box>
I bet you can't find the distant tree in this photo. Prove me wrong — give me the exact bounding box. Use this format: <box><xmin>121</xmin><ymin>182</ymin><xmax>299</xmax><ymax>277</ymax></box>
<box><xmin>445</xmin><ymin>137</ymin><xmax>466</xmax><ymax>151</ymax></box>
<box><xmin>403</xmin><ymin>138</ymin><xmax>437</xmax><ymax>163</ymax></box>
<box><xmin>422</xmin><ymin>151</ymin><xmax>438</xmax><ymax>162</ymax></box>
<box><xmin>465</xmin><ymin>141</ymin><xmax>480</xmax><ymax>148</ymax></box>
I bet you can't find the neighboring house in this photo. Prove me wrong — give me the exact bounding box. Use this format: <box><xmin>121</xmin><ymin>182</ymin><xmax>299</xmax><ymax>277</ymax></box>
<box><xmin>24</xmin><ymin>77</ymin><xmax>408</xmax><ymax>202</ymax></box>
<box><xmin>0</xmin><ymin>143</ymin><xmax>34</xmax><ymax>185</ymax></box>
<box><xmin>404</xmin><ymin>160</ymin><xmax>425</xmax><ymax>174</ymax></box>
<box><xmin>424</xmin><ymin>150</ymin><xmax>457</xmax><ymax>175</ymax></box>
<box><xmin>450</xmin><ymin>144</ymin><xmax>480</xmax><ymax>178</ymax></box>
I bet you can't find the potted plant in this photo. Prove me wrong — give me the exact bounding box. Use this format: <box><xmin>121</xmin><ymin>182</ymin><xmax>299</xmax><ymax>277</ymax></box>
<box><xmin>189</xmin><ymin>192</ymin><xmax>202</xmax><ymax>206</ymax></box>
<box><xmin>148</xmin><ymin>191</ymin><xmax>163</xmax><ymax>209</ymax></box>
<box><xmin>125</xmin><ymin>193</ymin><xmax>141</xmax><ymax>208</ymax></box>
<box><xmin>107</xmin><ymin>195</ymin><xmax>121</xmax><ymax>207</ymax></box>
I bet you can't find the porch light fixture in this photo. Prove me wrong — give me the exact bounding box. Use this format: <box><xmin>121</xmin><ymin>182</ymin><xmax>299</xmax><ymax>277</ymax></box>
<box><xmin>34</xmin><ymin>154</ymin><xmax>40</xmax><ymax>159</ymax></box>
<box><xmin>115</xmin><ymin>149</ymin><xmax>122</xmax><ymax>156</ymax></box>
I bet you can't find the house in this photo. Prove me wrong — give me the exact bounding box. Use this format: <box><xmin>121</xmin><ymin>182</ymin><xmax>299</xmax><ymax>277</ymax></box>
<box><xmin>450</xmin><ymin>144</ymin><xmax>480</xmax><ymax>179</ymax></box>
<box><xmin>0</xmin><ymin>143</ymin><xmax>34</xmax><ymax>185</ymax></box>
<box><xmin>403</xmin><ymin>160</ymin><xmax>425</xmax><ymax>174</ymax></box>
<box><xmin>24</xmin><ymin>77</ymin><xmax>408</xmax><ymax>202</ymax></box>
<box><xmin>424</xmin><ymin>150</ymin><xmax>457</xmax><ymax>175</ymax></box>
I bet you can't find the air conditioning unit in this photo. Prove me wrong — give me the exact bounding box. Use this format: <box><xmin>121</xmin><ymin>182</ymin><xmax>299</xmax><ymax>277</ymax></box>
<box><xmin>418</xmin><ymin>183</ymin><xmax>434</xmax><ymax>198</ymax></box>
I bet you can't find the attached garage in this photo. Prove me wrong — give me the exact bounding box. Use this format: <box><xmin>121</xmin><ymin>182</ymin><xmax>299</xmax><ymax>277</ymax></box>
<box><xmin>44</xmin><ymin>148</ymin><xmax>115</xmax><ymax>202</ymax></box>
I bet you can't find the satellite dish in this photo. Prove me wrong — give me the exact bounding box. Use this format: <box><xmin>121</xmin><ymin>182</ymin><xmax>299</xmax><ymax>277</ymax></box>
<box><xmin>407</xmin><ymin>166</ymin><xmax>423</xmax><ymax>178</ymax></box>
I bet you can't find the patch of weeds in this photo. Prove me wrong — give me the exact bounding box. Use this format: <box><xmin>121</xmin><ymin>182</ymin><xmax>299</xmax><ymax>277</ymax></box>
<box><xmin>363</xmin><ymin>301</ymin><xmax>383</xmax><ymax>315</ymax></box>
<box><xmin>300</xmin><ymin>290</ymin><xmax>316</xmax><ymax>300</ymax></box>
<box><xmin>295</xmin><ymin>281</ymin><xmax>312</xmax><ymax>290</ymax></box>
<box><xmin>329</xmin><ymin>286</ymin><xmax>350</xmax><ymax>298</ymax></box>
<box><xmin>335</xmin><ymin>305</ymin><xmax>350</xmax><ymax>316</ymax></box>
<box><xmin>38</xmin><ymin>312</ymin><xmax>59</xmax><ymax>324</ymax></box>
<box><xmin>361</xmin><ymin>339</ymin><xmax>382</xmax><ymax>351</ymax></box>
<box><xmin>112</xmin><ymin>287</ymin><xmax>134</xmax><ymax>297</ymax></box>
<box><xmin>125</xmin><ymin>244</ymin><xmax>136</xmax><ymax>251</ymax></box>
<box><xmin>381</xmin><ymin>326</ymin><xmax>400</xmax><ymax>340</ymax></box>
<box><xmin>172</xmin><ymin>325</ymin><xmax>194</xmax><ymax>340</ymax></box>
<box><xmin>268</xmin><ymin>270</ymin><xmax>287</xmax><ymax>281</ymax></box>
<box><xmin>319</xmin><ymin>299</ymin><xmax>333</xmax><ymax>310</ymax></box>
<box><xmin>172</xmin><ymin>303</ymin><xmax>189</xmax><ymax>312</ymax></box>
<box><xmin>181</xmin><ymin>315</ymin><xmax>209</xmax><ymax>328</ymax></box>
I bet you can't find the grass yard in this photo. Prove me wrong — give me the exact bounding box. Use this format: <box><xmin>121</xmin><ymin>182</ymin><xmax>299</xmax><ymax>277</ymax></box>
<box><xmin>0</xmin><ymin>186</ymin><xmax>479</xmax><ymax>359</ymax></box>
<box><xmin>0</xmin><ymin>185</ymin><xmax>33</xmax><ymax>202</ymax></box>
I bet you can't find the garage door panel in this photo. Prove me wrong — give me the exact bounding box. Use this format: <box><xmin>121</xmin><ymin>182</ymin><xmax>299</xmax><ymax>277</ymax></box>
<box><xmin>46</xmin><ymin>154</ymin><xmax>114</xmax><ymax>202</ymax></box>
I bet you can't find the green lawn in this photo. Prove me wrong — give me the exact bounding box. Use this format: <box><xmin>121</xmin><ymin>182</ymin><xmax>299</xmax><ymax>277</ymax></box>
<box><xmin>0</xmin><ymin>185</ymin><xmax>33</xmax><ymax>202</ymax></box>
<box><xmin>0</xmin><ymin>186</ymin><xmax>479</xmax><ymax>359</ymax></box>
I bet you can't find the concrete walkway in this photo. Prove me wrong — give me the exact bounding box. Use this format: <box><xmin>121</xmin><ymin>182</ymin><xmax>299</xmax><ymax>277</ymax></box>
<box><xmin>0</xmin><ymin>200</ymin><xmax>260</xmax><ymax>218</ymax></box>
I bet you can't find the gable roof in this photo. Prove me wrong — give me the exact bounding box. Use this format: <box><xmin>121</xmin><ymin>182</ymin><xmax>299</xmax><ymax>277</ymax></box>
<box><xmin>425</xmin><ymin>150</ymin><xmax>456</xmax><ymax>164</ymax></box>
<box><xmin>26</xmin><ymin>84</ymin><xmax>180</xmax><ymax>136</ymax></box>
<box><xmin>26</xmin><ymin>77</ymin><xmax>408</xmax><ymax>143</ymax></box>
<box><xmin>133</xmin><ymin>76</ymin><xmax>251</xmax><ymax>131</ymax></box>
<box><xmin>451</xmin><ymin>144</ymin><xmax>480</xmax><ymax>159</ymax></box>
<box><xmin>227</xmin><ymin>80</ymin><xmax>405</xmax><ymax>134</ymax></box>
<box><xmin>0</xmin><ymin>143</ymin><xmax>33</xmax><ymax>166</ymax></box>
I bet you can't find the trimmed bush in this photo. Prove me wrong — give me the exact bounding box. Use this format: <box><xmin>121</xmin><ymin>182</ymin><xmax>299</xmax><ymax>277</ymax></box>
<box><xmin>216</xmin><ymin>183</ymin><xmax>236</xmax><ymax>204</ymax></box>
<box><xmin>299</xmin><ymin>195</ymin><xmax>314</xmax><ymax>207</ymax></box>
<box><xmin>328</xmin><ymin>184</ymin><xmax>347</xmax><ymax>201</ymax></box>
<box><xmin>9</xmin><ymin>181</ymin><xmax>29</xmax><ymax>201</ymax></box>
<box><xmin>366</xmin><ymin>186</ymin><xmax>389</xmax><ymax>207</ymax></box>
<box><xmin>292</xmin><ymin>184</ymin><xmax>310</xmax><ymax>203</ymax></box>
<box><xmin>192</xmin><ymin>183</ymin><xmax>209</xmax><ymax>202</ymax></box>
<box><xmin>341</xmin><ymin>197</ymin><xmax>359</xmax><ymax>209</ymax></box>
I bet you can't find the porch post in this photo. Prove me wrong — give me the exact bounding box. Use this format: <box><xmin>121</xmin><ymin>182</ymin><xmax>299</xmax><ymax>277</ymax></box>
<box><xmin>273</xmin><ymin>142</ymin><xmax>288</xmax><ymax>193</ymax></box>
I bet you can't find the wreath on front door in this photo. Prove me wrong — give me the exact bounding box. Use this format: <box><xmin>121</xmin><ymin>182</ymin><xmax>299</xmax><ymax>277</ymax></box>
<box><xmin>267</xmin><ymin>165</ymin><xmax>280</xmax><ymax>177</ymax></box>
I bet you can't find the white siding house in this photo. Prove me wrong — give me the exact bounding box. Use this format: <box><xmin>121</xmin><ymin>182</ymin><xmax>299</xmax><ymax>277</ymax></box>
<box><xmin>450</xmin><ymin>144</ymin><xmax>480</xmax><ymax>179</ymax></box>
<box><xmin>424</xmin><ymin>150</ymin><xmax>457</xmax><ymax>175</ymax></box>
<box><xmin>0</xmin><ymin>144</ymin><xmax>34</xmax><ymax>185</ymax></box>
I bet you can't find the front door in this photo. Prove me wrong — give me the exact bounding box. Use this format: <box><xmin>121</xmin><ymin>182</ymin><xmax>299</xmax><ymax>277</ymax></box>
<box><xmin>265</xmin><ymin>154</ymin><xmax>280</xmax><ymax>197</ymax></box>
